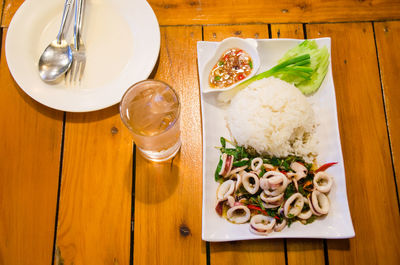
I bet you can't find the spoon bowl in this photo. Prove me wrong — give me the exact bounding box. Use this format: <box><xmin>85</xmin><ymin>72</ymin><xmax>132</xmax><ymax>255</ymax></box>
<box><xmin>38</xmin><ymin>0</ymin><xmax>74</xmax><ymax>82</ymax></box>
<box><xmin>39</xmin><ymin>39</ymin><xmax>72</xmax><ymax>82</ymax></box>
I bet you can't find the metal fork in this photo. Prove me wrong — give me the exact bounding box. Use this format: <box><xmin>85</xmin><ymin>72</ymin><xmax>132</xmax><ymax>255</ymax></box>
<box><xmin>67</xmin><ymin>0</ymin><xmax>86</xmax><ymax>84</ymax></box>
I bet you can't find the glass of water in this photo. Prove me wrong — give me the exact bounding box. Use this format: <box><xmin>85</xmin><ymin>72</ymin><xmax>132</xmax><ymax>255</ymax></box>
<box><xmin>120</xmin><ymin>80</ymin><xmax>181</xmax><ymax>162</ymax></box>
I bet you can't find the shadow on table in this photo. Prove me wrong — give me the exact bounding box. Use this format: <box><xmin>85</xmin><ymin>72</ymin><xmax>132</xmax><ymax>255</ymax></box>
<box><xmin>210</xmin><ymin>239</ymin><xmax>285</xmax><ymax>253</ymax></box>
<box><xmin>327</xmin><ymin>238</ymin><xmax>351</xmax><ymax>250</ymax></box>
<box><xmin>210</xmin><ymin>238</ymin><xmax>351</xmax><ymax>254</ymax></box>
<box><xmin>12</xmin><ymin>78</ymin><xmax>65</xmax><ymax>121</ymax></box>
<box><xmin>133</xmin><ymin>150</ymin><xmax>180</xmax><ymax>204</ymax></box>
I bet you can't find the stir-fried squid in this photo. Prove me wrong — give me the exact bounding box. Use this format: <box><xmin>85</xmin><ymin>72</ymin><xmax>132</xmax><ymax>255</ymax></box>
<box><xmin>215</xmin><ymin>138</ymin><xmax>336</xmax><ymax>235</ymax></box>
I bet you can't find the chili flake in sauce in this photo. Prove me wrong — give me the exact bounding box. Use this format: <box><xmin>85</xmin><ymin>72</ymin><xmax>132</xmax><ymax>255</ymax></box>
<box><xmin>209</xmin><ymin>48</ymin><xmax>253</xmax><ymax>89</ymax></box>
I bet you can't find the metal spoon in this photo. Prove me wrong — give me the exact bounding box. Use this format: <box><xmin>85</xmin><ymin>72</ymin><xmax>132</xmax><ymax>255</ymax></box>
<box><xmin>38</xmin><ymin>0</ymin><xmax>74</xmax><ymax>82</ymax></box>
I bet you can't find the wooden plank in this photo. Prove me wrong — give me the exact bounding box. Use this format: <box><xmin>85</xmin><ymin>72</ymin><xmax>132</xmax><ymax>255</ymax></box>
<box><xmin>203</xmin><ymin>24</ymin><xmax>269</xmax><ymax>41</ymax></box>
<box><xmin>1</xmin><ymin>0</ymin><xmax>24</xmax><ymax>27</ymax></box>
<box><xmin>374</xmin><ymin>21</ymin><xmax>400</xmax><ymax>198</ymax></box>
<box><xmin>0</xmin><ymin>29</ymin><xmax>63</xmax><ymax>265</ymax></box>
<box><xmin>133</xmin><ymin>26</ymin><xmax>206</xmax><ymax>265</ymax></box>
<box><xmin>3</xmin><ymin>0</ymin><xmax>400</xmax><ymax>27</ymax></box>
<box><xmin>148</xmin><ymin>0</ymin><xmax>400</xmax><ymax>25</ymax></box>
<box><xmin>0</xmin><ymin>1</ymin><xmax>4</xmax><ymax>26</ymax></box>
<box><xmin>55</xmin><ymin>107</ymin><xmax>133</xmax><ymax>265</ymax></box>
<box><xmin>307</xmin><ymin>23</ymin><xmax>400</xmax><ymax>265</ymax></box>
<box><xmin>271</xmin><ymin>23</ymin><xmax>325</xmax><ymax>265</ymax></box>
<box><xmin>203</xmin><ymin>24</ymin><xmax>285</xmax><ymax>265</ymax></box>
<box><xmin>210</xmin><ymin>240</ymin><xmax>285</xmax><ymax>265</ymax></box>
<box><xmin>271</xmin><ymin>24</ymin><xmax>304</xmax><ymax>39</ymax></box>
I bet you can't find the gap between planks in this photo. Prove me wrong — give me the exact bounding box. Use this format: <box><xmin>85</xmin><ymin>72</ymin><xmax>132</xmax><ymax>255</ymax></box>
<box><xmin>371</xmin><ymin>22</ymin><xmax>400</xmax><ymax>212</ymax></box>
<box><xmin>130</xmin><ymin>144</ymin><xmax>136</xmax><ymax>265</ymax></box>
<box><xmin>157</xmin><ymin>19</ymin><xmax>400</xmax><ymax>28</ymax></box>
<box><xmin>52</xmin><ymin>112</ymin><xmax>67</xmax><ymax>265</ymax></box>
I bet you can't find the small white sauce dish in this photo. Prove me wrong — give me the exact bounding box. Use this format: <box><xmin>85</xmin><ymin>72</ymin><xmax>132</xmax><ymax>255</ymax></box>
<box><xmin>201</xmin><ymin>37</ymin><xmax>260</xmax><ymax>94</ymax></box>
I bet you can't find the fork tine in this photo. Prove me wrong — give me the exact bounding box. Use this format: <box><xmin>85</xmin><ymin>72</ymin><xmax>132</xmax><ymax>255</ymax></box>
<box><xmin>69</xmin><ymin>60</ymin><xmax>76</xmax><ymax>84</ymax></box>
<box><xmin>73</xmin><ymin>62</ymin><xmax>80</xmax><ymax>83</ymax></box>
<box><xmin>78</xmin><ymin>61</ymin><xmax>85</xmax><ymax>83</ymax></box>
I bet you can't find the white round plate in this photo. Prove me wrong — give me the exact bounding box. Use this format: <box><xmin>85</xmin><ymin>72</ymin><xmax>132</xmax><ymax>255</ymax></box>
<box><xmin>6</xmin><ymin>0</ymin><xmax>160</xmax><ymax>112</ymax></box>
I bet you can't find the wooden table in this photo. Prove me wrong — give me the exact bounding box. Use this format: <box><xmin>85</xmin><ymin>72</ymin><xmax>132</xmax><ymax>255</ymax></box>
<box><xmin>1</xmin><ymin>1</ymin><xmax>400</xmax><ymax>264</ymax></box>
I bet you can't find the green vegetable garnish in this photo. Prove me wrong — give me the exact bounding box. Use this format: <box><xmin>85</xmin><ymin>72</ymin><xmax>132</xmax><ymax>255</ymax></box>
<box><xmin>233</xmin><ymin>159</ymin><xmax>249</xmax><ymax>167</ymax></box>
<box><xmin>249</xmin><ymin>197</ymin><xmax>258</xmax><ymax>205</ymax></box>
<box><xmin>287</xmin><ymin>218</ymin><xmax>294</xmax><ymax>227</ymax></box>
<box><xmin>221</xmin><ymin>145</ymin><xmax>249</xmax><ymax>160</ymax></box>
<box><xmin>218</xmin><ymin>40</ymin><xmax>330</xmax><ymax>102</ymax></box>
<box><xmin>214</xmin><ymin>76</ymin><xmax>221</xmax><ymax>81</ymax></box>
<box><xmin>305</xmin><ymin>215</ymin><xmax>317</xmax><ymax>224</ymax></box>
<box><xmin>270</xmin><ymin>157</ymin><xmax>281</xmax><ymax>167</ymax></box>
<box><xmin>249</xmin><ymin>60</ymin><xmax>253</xmax><ymax>69</ymax></box>
<box><xmin>281</xmin><ymin>160</ymin><xmax>290</xmax><ymax>171</ymax></box>
<box><xmin>276</xmin><ymin>40</ymin><xmax>329</xmax><ymax>95</ymax></box>
<box><xmin>298</xmin><ymin>184</ymin><xmax>308</xmax><ymax>197</ymax></box>
<box><xmin>214</xmin><ymin>156</ymin><xmax>223</xmax><ymax>182</ymax></box>
<box><xmin>259</xmin><ymin>166</ymin><xmax>266</xmax><ymax>178</ymax></box>
<box><xmin>266</xmin><ymin>208</ymin><xmax>278</xmax><ymax>218</ymax></box>
<box><xmin>257</xmin><ymin>195</ymin><xmax>265</xmax><ymax>211</ymax></box>
<box><xmin>284</xmin><ymin>183</ymin><xmax>296</xmax><ymax>200</ymax></box>
<box><xmin>238</xmin><ymin>54</ymin><xmax>312</xmax><ymax>89</ymax></box>
<box><xmin>218</xmin><ymin>61</ymin><xmax>224</xmax><ymax>66</ymax></box>
<box><xmin>220</xmin><ymin>137</ymin><xmax>226</xmax><ymax>148</ymax></box>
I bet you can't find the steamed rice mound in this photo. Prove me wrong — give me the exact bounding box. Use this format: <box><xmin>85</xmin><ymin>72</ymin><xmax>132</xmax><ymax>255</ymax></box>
<box><xmin>226</xmin><ymin>77</ymin><xmax>317</xmax><ymax>162</ymax></box>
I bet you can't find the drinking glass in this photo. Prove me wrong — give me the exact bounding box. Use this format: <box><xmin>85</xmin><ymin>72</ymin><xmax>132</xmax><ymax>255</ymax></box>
<box><xmin>120</xmin><ymin>80</ymin><xmax>181</xmax><ymax>162</ymax></box>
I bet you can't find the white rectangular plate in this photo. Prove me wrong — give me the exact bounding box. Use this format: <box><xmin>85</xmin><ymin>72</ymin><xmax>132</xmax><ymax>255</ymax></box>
<box><xmin>198</xmin><ymin>38</ymin><xmax>355</xmax><ymax>242</ymax></box>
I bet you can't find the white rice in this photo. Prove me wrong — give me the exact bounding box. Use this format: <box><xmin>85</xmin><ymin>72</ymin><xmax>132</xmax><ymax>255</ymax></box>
<box><xmin>226</xmin><ymin>77</ymin><xmax>317</xmax><ymax>162</ymax></box>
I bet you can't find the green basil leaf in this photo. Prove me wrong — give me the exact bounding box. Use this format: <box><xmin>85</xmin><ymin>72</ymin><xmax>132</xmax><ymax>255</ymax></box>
<box><xmin>214</xmin><ymin>156</ymin><xmax>223</xmax><ymax>182</ymax></box>
<box><xmin>305</xmin><ymin>215</ymin><xmax>317</xmax><ymax>224</ymax></box>
<box><xmin>270</xmin><ymin>157</ymin><xmax>281</xmax><ymax>166</ymax></box>
<box><xmin>266</xmin><ymin>208</ymin><xmax>278</xmax><ymax>217</ymax></box>
<box><xmin>220</xmin><ymin>137</ymin><xmax>226</xmax><ymax>148</ymax></box>
<box><xmin>257</xmin><ymin>195</ymin><xmax>265</xmax><ymax>210</ymax></box>
<box><xmin>233</xmin><ymin>159</ymin><xmax>249</xmax><ymax>167</ymax></box>
<box><xmin>259</xmin><ymin>166</ymin><xmax>266</xmax><ymax>178</ymax></box>
<box><xmin>284</xmin><ymin>183</ymin><xmax>296</xmax><ymax>200</ymax></box>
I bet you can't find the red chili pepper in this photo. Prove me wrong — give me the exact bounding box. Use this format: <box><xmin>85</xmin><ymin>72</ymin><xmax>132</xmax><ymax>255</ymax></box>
<box><xmin>235</xmin><ymin>49</ymin><xmax>243</xmax><ymax>55</ymax></box>
<box><xmin>315</xmin><ymin>162</ymin><xmax>338</xmax><ymax>173</ymax></box>
<box><xmin>224</xmin><ymin>54</ymin><xmax>229</xmax><ymax>61</ymax></box>
<box><xmin>247</xmin><ymin>205</ymin><xmax>281</xmax><ymax>220</ymax></box>
<box><xmin>247</xmin><ymin>204</ymin><xmax>268</xmax><ymax>215</ymax></box>
<box><xmin>237</xmin><ymin>73</ymin><xmax>245</xmax><ymax>80</ymax></box>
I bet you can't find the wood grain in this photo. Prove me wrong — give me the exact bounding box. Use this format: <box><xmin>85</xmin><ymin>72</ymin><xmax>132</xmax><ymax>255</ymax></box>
<box><xmin>1</xmin><ymin>0</ymin><xmax>23</xmax><ymax>27</ymax></box>
<box><xmin>2</xmin><ymin>0</ymin><xmax>400</xmax><ymax>27</ymax></box>
<box><xmin>55</xmin><ymin>106</ymin><xmax>133</xmax><ymax>265</ymax></box>
<box><xmin>271</xmin><ymin>24</ymin><xmax>326</xmax><ymax>265</ymax></box>
<box><xmin>148</xmin><ymin>0</ymin><xmax>400</xmax><ymax>25</ymax></box>
<box><xmin>0</xmin><ymin>29</ymin><xmax>63</xmax><ymax>265</ymax></box>
<box><xmin>203</xmin><ymin>25</ymin><xmax>285</xmax><ymax>265</ymax></box>
<box><xmin>270</xmin><ymin>24</ymin><xmax>304</xmax><ymax>39</ymax></box>
<box><xmin>374</xmin><ymin>21</ymin><xmax>400</xmax><ymax>199</ymax></box>
<box><xmin>203</xmin><ymin>24</ymin><xmax>269</xmax><ymax>41</ymax></box>
<box><xmin>133</xmin><ymin>26</ymin><xmax>206</xmax><ymax>265</ymax></box>
<box><xmin>307</xmin><ymin>23</ymin><xmax>400</xmax><ymax>265</ymax></box>
<box><xmin>0</xmin><ymin>1</ymin><xmax>4</xmax><ymax>25</ymax></box>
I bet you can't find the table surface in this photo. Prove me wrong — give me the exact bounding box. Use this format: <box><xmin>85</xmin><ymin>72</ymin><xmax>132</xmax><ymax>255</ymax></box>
<box><xmin>1</xmin><ymin>0</ymin><xmax>400</xmax><ymax>265</ymax></box>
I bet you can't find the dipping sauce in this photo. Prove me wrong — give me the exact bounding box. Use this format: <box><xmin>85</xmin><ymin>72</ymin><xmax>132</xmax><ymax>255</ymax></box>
<box><xmin>209</xmin><ymin>48</ymin><xmax>253</xmax><ymax>89</ymax></box>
